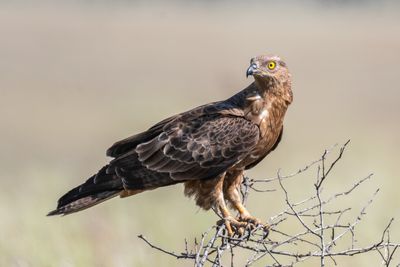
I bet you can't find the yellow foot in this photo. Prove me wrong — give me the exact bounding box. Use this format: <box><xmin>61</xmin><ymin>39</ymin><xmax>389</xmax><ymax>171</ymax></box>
<box><xmin>239</xmin><ymin>215</ymin><xmax>262</xmax><ymax>226</ymax></box>
<box><xmin>217</xmin><ymin>216</ymin><xmax>248</xmax><ymax>237</ymax></box>
<box><xmin>239</xmin><ymin>215</ymin><xmax>270</xmax><ymax>238</ymax></box>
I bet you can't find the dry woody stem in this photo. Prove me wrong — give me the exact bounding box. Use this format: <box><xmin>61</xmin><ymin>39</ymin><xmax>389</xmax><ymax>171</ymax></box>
<box><xmin>139</xmin><ymin>141</ymin><xmax>400</xmax><ymax>266</ymax></box>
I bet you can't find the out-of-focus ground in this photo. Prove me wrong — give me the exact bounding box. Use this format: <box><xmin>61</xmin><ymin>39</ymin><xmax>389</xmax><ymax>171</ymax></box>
<box><xmin>1</xmin><ymin>1</ymin><xmax>399</xmax><ymax>266</ymax></box>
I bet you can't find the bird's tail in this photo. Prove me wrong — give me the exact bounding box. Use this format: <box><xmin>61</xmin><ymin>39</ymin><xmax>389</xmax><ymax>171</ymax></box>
<box><xmin>47</xmin><ymin>166</ymin><xmax>123</xmax><ymax>216</ymax></box>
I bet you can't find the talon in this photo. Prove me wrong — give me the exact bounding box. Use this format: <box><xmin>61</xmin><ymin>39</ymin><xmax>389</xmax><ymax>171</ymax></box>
<box><xmin>225</xmin><ymin>221</ymin><xmax>234</xmax><ymax>237</ymax></box>
<box><xmin>239</xmin><ymin>215</ymin><xmax>263</xmax><ymax>226</ymax></box>
<box><xmin>237</xmin><ymin>227</ymin><xmax>245</xmax><ymax>236</ymax></box>
<box><xmin>217</xmin><ymin>219</ymin><xmax>234</xmax><ymax>236</ymax></box>
<box><xmin>261</xmin><ymin>223</ymin><xmax>270</xmax><ymax>238</ymax></box>
<box><xmin>217</xmin><ymin>217</ymin><xmax>247</xmax><ymax>237</ymax></box>
<box><xmin>238</xmin><ymin>215</ymin><xmax>271</xmax><ymax>237</ymax></box>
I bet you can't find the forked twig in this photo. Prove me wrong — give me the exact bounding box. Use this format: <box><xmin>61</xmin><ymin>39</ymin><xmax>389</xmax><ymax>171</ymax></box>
<box><xmin>139</xmin><ymin>141</ymin><xmax>400</xmax><ymax>266</ymax></box>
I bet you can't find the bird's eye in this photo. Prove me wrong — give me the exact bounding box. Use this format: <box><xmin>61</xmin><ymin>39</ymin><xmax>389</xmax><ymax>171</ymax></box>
<box><xmin>267</xmin><ymin>61</ymin><xmax>276</xmax><ymax>70</ymax></box>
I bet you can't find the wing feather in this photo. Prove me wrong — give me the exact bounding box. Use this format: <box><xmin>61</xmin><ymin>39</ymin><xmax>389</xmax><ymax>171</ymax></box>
<box><xmin>106</xmin><ymin>115</ymin><xmax>178</xmax><ymax>158</ymax></box>
<box><xmin>106</xmin><ymin>99</ymin><xmax>258</xmax><ymax>189</ymax></box>
<box><xmin>111</xmin><ymin>114</ymin><xmax>259</xmax><ymax>188</ymax></box>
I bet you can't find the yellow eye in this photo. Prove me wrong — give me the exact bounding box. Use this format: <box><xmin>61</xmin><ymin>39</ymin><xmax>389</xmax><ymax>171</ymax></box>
<box><xmin>267</xmin><ymin>61</ymin><xmax>276</xmax><ymax>70</ymax></box>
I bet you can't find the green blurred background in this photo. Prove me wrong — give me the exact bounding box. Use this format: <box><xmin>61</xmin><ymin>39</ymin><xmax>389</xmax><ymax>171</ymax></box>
<box><xmin>1</xmin><ymin>1</ymin><xmax>400</xmax><ymax>266</ymax></box>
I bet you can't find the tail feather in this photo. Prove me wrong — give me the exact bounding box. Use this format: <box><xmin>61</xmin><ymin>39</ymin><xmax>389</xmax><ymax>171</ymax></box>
<box><xmin>48</xmin><ymin>165</ymin><xmax>123</xmax><ymax>216</ymax></box>
<box><xmin>47</xmin><ymin>190</ymin><xmax>120</xmax><ymax>216</ymax></box>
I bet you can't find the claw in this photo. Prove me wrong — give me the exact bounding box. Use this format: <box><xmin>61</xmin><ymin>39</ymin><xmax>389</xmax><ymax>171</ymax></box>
<box><xmin>237</xmin><ymin>227</ymin><xmax>245</xmax><ymax>236</ymax></box>
<box><xmin>218</xmin><ymin>217</ymin><xmax>248</xmax><ymax>237</ymax></box>
<box><xmin>238</xmin><ymin>215</ymin><xmax>271</xmax><ymax>238</ymax></box>
<box><xmin>239</xmin><ymin>215</ymin><xmax>262</xmax><ymax>226</ymax></box>
<box><xmin>263</xmin><ymin>224</ymin><xmax>270</xmax><ymax>239</ymax></box>
<box><xmin>225</xmin><ymin>220</ymin><xmax>234</xmax><ymax>237</ymax></box>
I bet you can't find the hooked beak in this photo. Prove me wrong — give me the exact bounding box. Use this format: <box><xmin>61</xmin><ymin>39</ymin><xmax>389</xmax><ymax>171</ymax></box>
<box><xmin>246</xmin><ymin>63</ymin><xmax>258</xmax><ymax>78</ymax></box>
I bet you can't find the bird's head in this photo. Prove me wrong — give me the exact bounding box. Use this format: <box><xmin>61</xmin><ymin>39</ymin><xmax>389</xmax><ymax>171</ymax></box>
<box><xmin>246</xmin><ymin>55</ymin><xmax>292</xmax><ymax>103</ymax></box>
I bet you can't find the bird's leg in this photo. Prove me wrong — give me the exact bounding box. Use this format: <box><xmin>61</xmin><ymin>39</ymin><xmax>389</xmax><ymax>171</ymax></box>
<box><xmin>215</xmin><ymin>192</ymin><xmax>247</xmax><ymax>237</ymax></box>
<box><xmin>213</xmin><ymin>176</ymin><xmax>247</xmax><ymax>236</ymax></box>
<box><xmin>232</xmin><ymin>198</ymin><xmax>262</xmax><ymax>225</ymax></box>
<box><xmin>224</xmin><ymin>171</ymin><xmax>270</xmax><ymax>233</ymax></box>
<box><xmin>228</xmin><ymin>187</ymin><xmax>270</xmax><ymax>236</ymax></box>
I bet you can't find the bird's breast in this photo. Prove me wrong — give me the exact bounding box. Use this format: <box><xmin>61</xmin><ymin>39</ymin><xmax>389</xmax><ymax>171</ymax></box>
<box><xmin>238</xmin><ymin>98</ymin><xmax>288</xmax><ymax>169</ymax></box>
<box><xmin>244</xmin><ymin>97</ymin><xmax>270</xmax><ymax>125</ymax></box>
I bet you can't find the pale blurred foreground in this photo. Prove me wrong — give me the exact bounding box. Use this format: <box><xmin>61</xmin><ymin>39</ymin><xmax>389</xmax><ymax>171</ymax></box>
<box><xmin>0</xmin><ymin>1</ymin><xmax>400</xmax><ymax>266</ymax></box>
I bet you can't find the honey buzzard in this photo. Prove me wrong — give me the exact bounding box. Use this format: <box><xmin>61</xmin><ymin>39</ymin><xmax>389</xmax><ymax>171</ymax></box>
<box><xmin>48</xmin><ymin>55</ymin><xmax>293</xmax><ymax>236</ymax></box>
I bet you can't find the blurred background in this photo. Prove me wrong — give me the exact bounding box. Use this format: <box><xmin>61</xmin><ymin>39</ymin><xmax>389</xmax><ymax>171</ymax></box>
<box><xmin>1</xmin><ymin>0</ymin><xmax>399</xmax><ymax>266</ymax></box>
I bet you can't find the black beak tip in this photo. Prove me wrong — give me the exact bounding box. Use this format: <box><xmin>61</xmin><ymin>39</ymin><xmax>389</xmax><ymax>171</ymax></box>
<box><xmin>246</xmin><ymin>64</ymin><xmax>257</xmax><ymax>78</ymax></box>
<box><xmin>246</xmin><ymin>69</ymin><xmax>253</xmax><ymax>78</ymax></box>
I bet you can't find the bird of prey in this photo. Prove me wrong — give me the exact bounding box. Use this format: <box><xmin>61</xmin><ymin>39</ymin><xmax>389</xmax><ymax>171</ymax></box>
<box><xmin>48</xmin><ymin>55</ymin><xmax>293</xmax><ymax>236</ymax></box>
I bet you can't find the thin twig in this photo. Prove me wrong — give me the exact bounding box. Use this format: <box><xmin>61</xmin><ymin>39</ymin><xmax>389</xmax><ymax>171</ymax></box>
<box><xmin>138</xmin><ymin>141</ymin><xmax>400</xmax><ymax>267</ymax></box>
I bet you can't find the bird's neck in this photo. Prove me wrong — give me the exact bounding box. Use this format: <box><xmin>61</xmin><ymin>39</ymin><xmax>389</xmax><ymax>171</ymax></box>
<box><xmin>253</xmin><ymin>78</ymin><xmax>293</xmax><ymax>106</ymax></box>
<box><xmin>226</xmin><ymin>79</ymin><xmax>292</xmax><ymax>116</ymax></box>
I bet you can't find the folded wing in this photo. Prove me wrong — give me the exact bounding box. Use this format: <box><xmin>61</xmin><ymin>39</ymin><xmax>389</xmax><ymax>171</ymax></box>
<box><xmin>109</xmin><ymin>113</ymin><xmax>260</xmax><ymax>189</ymax></box>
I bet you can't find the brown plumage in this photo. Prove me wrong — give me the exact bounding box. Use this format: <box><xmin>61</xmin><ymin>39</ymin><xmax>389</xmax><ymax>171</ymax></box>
<box><xmin>48</xmin><ymin>55</ymin><xmax>293</xmax><ymax>235</ymax></box>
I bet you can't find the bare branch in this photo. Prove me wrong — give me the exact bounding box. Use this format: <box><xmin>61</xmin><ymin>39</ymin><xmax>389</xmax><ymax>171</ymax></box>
<box><xmin>138</xmin><ymin>141</ymin><xmax>400</xmax><ymax>266</ymax></box>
